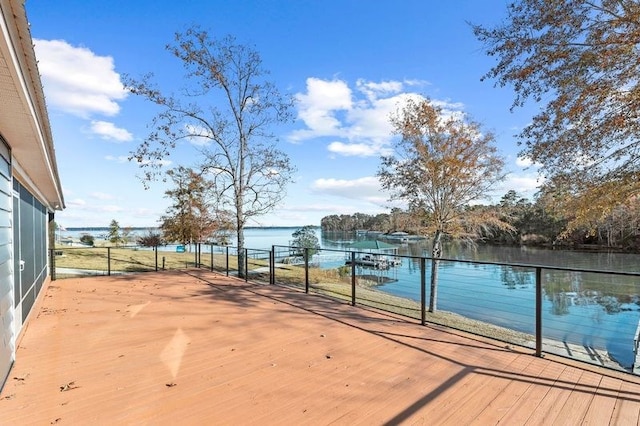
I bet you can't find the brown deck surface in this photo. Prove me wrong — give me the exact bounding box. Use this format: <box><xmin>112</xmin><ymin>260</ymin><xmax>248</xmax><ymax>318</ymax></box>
<box><xmin>2</xmin><ymin>270</ymin><xmax>640</xmax><ymax>425</ymax></box>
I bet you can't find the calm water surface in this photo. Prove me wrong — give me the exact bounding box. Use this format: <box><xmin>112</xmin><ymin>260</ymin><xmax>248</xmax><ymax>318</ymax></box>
<box><xmin>319</xmin><ymin>230</ymin><xmax>640</xmax><ymax>369</ymax></box>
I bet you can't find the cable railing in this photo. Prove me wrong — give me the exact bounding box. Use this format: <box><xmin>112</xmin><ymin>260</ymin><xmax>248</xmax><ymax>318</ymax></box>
<box><xmin>49</xmin><ymin>243</ymin><xmax>640</xmax><ymax>375</ymax></box>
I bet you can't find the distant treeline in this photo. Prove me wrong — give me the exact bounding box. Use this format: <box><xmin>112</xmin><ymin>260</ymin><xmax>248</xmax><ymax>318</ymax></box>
<box><xmin>65</xmin><ymin>227</ymin><xmax>157</xmax><ymax>232</ymax></box>
<box><xmin>321</xmin><ymin>191</ymin><xmax>640</xmax><ymax>252</ymax></box>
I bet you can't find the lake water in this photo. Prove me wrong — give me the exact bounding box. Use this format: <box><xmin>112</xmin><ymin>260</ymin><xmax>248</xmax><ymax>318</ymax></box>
<box><xmin>64</xmin><ymin>226</ymin><xmax>640</xmax><ymax>369</ymax></box>
<box><xmin>320</xmin><ymin>231</ymin><xmax>640</xmax><ymax>370</ymax></box>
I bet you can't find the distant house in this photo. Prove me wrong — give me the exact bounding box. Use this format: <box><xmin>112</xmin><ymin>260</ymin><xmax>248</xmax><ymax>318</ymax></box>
<box><xmin>0</xmin><ymin>0</ymin><xmax>65</xmax><ymax>389</ymax></box>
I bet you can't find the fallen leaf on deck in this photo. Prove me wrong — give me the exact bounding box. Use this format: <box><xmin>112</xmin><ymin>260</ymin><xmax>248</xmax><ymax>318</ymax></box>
<box><xmin>59</xmin><ymin>381</ymin><xmax>79</xmax><ymax>392</ymax></box>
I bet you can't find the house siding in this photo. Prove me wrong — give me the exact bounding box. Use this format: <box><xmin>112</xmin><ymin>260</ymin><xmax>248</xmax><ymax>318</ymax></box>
<box><xmin>0</xmin><ymin>0</ymin><xmax>64</xmax><ymax>391</ymax></box>
<box><xmin>0</xmin><ymin>140</ymin><xmax>13</xmax><ymax>388</ymax></box>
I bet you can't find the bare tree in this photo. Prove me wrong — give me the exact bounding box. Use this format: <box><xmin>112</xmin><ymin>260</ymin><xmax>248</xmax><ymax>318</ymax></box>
<box><xmin>472</xmin><ymin>0</ymin><xmax>640</xmax><ymax>231</ymax></box>
<box><xmin>378</xmin><ymin>98</ymin><xmax>508</xmax><ymax>312</ymax></box>
<box><xmin>126</xmin><ymin>27</ymin><xmax>295</xmax><ymax>277</ymax></box>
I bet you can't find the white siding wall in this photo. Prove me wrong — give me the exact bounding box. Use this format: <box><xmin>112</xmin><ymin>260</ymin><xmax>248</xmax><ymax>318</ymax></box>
<box><xmin>0</xmin><ymin>142</ymin><xmax>13</xmax><ymax>387</ymax></box>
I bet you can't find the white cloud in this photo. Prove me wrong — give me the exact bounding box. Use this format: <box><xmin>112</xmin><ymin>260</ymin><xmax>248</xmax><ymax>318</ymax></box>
<box><xmin>90</xmin><ymin>121</ymin><xmax>133</xmax><ymax>142</ymax></box>
<box><xmin>356</xmin><ymin>79</ymin><xmax>403</xmax><ymax>101</ymax></box>
<box><xmin>503</xmin><ymin>174</ymin><xmax>543</xmax><ymax>193</ymax></box>
<box><xmin>185</xmin><ymin>124</ymin><xmax>212</xmax><ymax>146</ymax></box>
<box><xmin>67</xmin><ymin>198</ymin><xmax>87</xmax><ymax>207</ymax></box>
<box><xmin>327</xmin><ymin>141</ymin><xmax>379</xmax><ymax>157</ymax></box>
<box><xmin>90</xmin><ymin>192</ymin><xmax>115</xmax><ymax>200</ymax></box>
<box><xmin>492</xmin><ymin>172</ymin><xmax>544</xmax><ymax>201</ymax></box>
<box><xmin>105</xmin><ymin>155</ymin><xmax>130</xmax><ymax>163</ymax></box>
<box><xmin>99</xmin><ymin>205</ymin><xmax>126</xmax><ymax>213</ymax></box>
<box><xmin>311</xmin><ymin>176</ymin><xmax>388</xmax><ymax>203</ymax></box>
<box><xmin>291</xmin><ymin>78</ymin><xmax>465</xmax><ymax>159</ymax></box>
<box><xmin>34</xmin><ymin>39</ymin><xmax>127</xmax><ymax>117</ymax></box>
<box><xmin>134</xmin><ymin>158</ymin><xmax>172</xmax><ymax>167</ymax></box>
<box><xmin>292</xmin><ymin>78</ymin><xmax>353</xmax><ymax>140</ymax></box>
<box><xmin>516</xmin><ymin>156</ymin><xmax>544</xmax><ymax>168</ymax></box>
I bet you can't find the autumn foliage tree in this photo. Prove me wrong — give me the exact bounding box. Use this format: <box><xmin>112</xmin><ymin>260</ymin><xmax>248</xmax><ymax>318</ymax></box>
<box><xmin>472</xmin><ymin>0</ymin><xmax>640</xmax><ymax>232</ymax></box>
<box><xmin>159</xmin><ymin>166</ymin><xmax>224</xmax><ymax>247</ymax></box>
<box><xmin>126</xmin><ymin>27</ymin><xmax>295</xmax><ymax>277</ymax></box>
<box><xmin>378</xmin><ymin>98</ymin><xmax>508</xmax><ymax>312</ymax></box>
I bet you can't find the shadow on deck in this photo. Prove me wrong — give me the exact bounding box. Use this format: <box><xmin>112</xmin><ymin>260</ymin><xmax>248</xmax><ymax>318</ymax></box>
<box><xmin>2</xmin><ymin>269</ymin><xmax>640</xmax><ymax>424</ymax></box>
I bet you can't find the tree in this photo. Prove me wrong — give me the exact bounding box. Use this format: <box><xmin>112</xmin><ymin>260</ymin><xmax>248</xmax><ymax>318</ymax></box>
<box><xmin>138</xmin><ymin>230</ymin><xmax>164</xmax><ymax>247</ymax></box>
<box><xmin>108</xmin><ymin>220</ymin><xmax>121</xmax><ymax>246</ymax></box>
<box><xmin>126</xmin><ymin>27</ymin><xmax>295</xmax><ymax>278</ymax></box>
<box><xmin>159</xmin><ymin>166</ymin><xmax>221</xmax><ymax>247</ymax></box>
<box><xmin>472</xmin><ymin>0</ymin><xmax>640</xmax><ymax>231</ymax></box>
<box><xmin>79</xmin><ymin>234</ymin><xmax>94</xmax><ymax>246</ymax></box>
<box><xmin>121</xmin><ymin>227</ymin><xmax>133</xmax><ymax>246</ymax></box>
<box><xmin>291</xmin><ymin>225</ymin><xmax>320</xmax><ymax>260</ymax></box>
<box><xmin>378</xmin><ymin>98</ymin><xmax>508</xmax><ymax>312</ymax></box>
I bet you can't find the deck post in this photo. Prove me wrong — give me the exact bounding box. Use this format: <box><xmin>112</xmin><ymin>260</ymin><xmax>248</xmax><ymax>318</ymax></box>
<box><xmin>351</xmin><ymin>252</ymin><xmax>356</xmax><ymax>306</ymax></box>
<box><xmin>535</xmin><ymin>266</ymin><xmax>542</xmax><ymax>357</ymax></box>
<box><xmin>270</xmin><ymin>246</ymin><xmax>274</xmax><ymax>285</ymax></box>
<box><xmin>245</xmin><ymin>249</ymin><xmax>249</xmax><ymax>282</ymax></box>
<box><xmin>225</xmin><ymin>246</ymin><xmax>229</xmax><ymax>276</ymax></box>
<box><xmin>304</xmin><ymin>247</ymin><xmax>309</xmax><ymax>293</ymax></box>
<box><xmin>421</xmin><ymin>257</ymin><xmax>426</xmax><ymax>326</ymax></box>
<box><xmin>49</xmin><ymin>248</ymin><xmax>56</xmax><ymax>281</ymax></box>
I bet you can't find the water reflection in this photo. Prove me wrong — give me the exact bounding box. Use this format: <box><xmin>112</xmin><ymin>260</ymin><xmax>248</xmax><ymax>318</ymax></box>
<box><xmin>500</xmin><ymin>266</ymin><xmax>532</xmax><ymax>290</ymax></box>
<box><xmin>318</xmin><ymin>231</ymin><xmax>640</xmax><ymax>369</ymax></box>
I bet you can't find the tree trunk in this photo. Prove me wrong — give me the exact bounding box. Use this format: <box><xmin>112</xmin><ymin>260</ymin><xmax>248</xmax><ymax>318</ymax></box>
<box><xmin>429</xmin><ymin>230</ymin><xmax>443</xmax><ymax>313</ymax></box>
<box><xmin>237</xmin><ymin>225</ymin><xmax>245</xmax><ymax>278</ymax></box>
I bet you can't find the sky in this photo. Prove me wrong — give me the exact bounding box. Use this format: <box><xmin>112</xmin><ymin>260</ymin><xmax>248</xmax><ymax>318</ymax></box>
<box><xmin>25</xmin><ymin>0</ymin><xmax>542</xmax><ymax>229</ymax></box>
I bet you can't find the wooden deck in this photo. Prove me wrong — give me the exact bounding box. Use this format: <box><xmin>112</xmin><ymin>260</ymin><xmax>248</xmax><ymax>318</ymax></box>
<box><xmin>2</xmin><ymin>270</ymin><xmax>640</xmax><ymax>425</ymax></box>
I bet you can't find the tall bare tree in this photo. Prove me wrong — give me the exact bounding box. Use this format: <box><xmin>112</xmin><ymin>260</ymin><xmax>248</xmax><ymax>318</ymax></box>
<box><xmin>472</xmin><ymin>0</ymin><xmax>640</xmax><ymax>231</ymax></box>
<box><xmin>126</xmin><ymin>27</ymin><xmax>295</xmax><ymax>277</ymax></box>
<box><xmin>378</xmin><ymin>98</ymin><xmax>508</xmax><ymax>312</ymax></box>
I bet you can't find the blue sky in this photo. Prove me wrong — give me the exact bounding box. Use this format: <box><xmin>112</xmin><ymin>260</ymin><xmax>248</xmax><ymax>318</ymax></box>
<box><xmin>26</xmin><ymin>0</ymin><xmax>541</xmax><ymax>228</ymax></box>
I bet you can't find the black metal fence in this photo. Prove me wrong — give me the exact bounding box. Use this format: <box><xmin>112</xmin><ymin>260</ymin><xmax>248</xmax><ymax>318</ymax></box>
<box><xmin>49</xmin><ymin>243</ymin><xmax>640</xmax><ymax>375</ymax></box>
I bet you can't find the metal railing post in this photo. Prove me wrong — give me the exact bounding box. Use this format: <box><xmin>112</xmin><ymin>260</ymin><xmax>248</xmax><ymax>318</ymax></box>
<box><xmin>245</xmin><ymin>248</ymin><xmax>249</xmax><ymax>282</ymax></box>
<box><xmin>225</xmin><ymin>246</ymin><xmax>229</xmax><ymax>276</ymax></box>
<box><xmin>535</xmin><ymin>266</ymin><xmax>543</xmax><ymax>357</ymax></box>
<box><xmin>155</xmin><ymin>245</ymin><xmax>158</xmax><ymax>271</ymax></box>
<box><xmin>107</xmin><ymin>247</ymin><xmax>111</xmax><ymax>276</ymax></box>
<box><xmin>421</xmin><ymin>257</ymin><xmax>426</xmax><ymax>326</ymax></box>
<box><xmin>50</xmin><ymin>248</ymin><xmax>56</xmax><ymax>281</ymax></box>
<box><xmin>351</xmin><ymin>252</ymin><xmax>356</xmax><ymax>306</ymax></box>
<box><xmin>270</xmin><ymin>246</ymin><xmax>275</xmax><ymax>285</ymax></box>
<box><xmin>210</xmin><ymin>244</ymin><xmax>214</xmax><ymax>271</ymax></box>
<box><xmin>304</xmin><ymin>247</ymin><xmax>309</xmax><ymax>293</ymax></box>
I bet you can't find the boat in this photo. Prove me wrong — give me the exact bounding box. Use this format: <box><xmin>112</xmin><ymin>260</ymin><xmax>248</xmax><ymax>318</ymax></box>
<box><xmin>345</xmin><ymin>254</ymin><xmax>384</xmax><ymax>268</ymax></box>
<box><xmin>381</xmin><ymin>231</ymin><xmax>410</xmax><ymax>243</ymax></box>
<box><xmin>345</xmin><ymin>254</ymin><xmax>402</xmax><ymax>269</ymax></box>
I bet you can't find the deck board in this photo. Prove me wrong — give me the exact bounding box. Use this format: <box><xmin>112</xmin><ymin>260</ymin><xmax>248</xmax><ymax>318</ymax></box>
<box><xmin>2</xmin><ymin>270</ymin><xmax>640</xmax><ymax>424</ymax></box>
